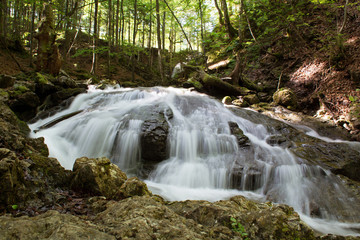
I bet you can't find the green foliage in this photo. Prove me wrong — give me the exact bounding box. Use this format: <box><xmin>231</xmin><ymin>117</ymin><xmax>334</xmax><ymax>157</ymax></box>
<box><xmin>230</xmin><ymin>217</ymin><xmax>249</xmax><ymax>239</ymax></box>
<box><xmin>349</xmin><ymin>89</ymin><xmax>360</xmax><ymax>103</ymax></box>
<box><xmin>11</xmin><ymin>205</ymin><xmax>18</xmax><ymax>210</ymax></box>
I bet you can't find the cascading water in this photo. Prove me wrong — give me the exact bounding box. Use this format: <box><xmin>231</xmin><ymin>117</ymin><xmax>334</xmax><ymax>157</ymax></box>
<box><xmin>29</xmin><ymin>86</ymin><xmax>360</xmax><ymax>236</ymax></box>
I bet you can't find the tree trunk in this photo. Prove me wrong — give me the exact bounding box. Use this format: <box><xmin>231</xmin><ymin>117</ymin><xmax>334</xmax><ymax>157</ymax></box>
<box><xmin>162</xmin><ymin>0</ymin><xmax>192</xmax><ymax>51</ymax></box>
<box><xmin>34</xmin><ymin>4</ymin><xmax>62</xmax><ymax>75</ymax></box>
<box><xmin>131</xmin><ymin>0</ymin><xmax>138</xmax><ymax>82</ymax></box>
<box><xmin>0</xmin><ymin>0</ymin><xmax>7</xmax><ymax>39</ymax></box>
<box><xmin>221</xmin><ymin>0</ymin><xmax>237</xmax><ymax>40</ymax></box>
<box><xmin>162</xmin><ymin>11</ymin><xmax>166</xmax><ymax>50</ymax></box>
<box><xmin>148</xmin><ymin>0</ymin><xmax>153</xmax><ymax>66</ymax></box>
<box><xmin>91</xmin><ymin>0</ymin><xmax>99</xmax><ymax>74</ymax></box>
<box><xmin>120</xmin><ymin>0</ymin><xmax>124</xmax><ymax>44</ymax></box>
<box><xmin>29</xmin><ymin>0</ymin><xmax>36</xmax><ymax>67</ymax></box>
<box><xmin>156</xmin><ymin>0</ymin><xmax>164</xmax><ymax>82</ymax></box>
<box><xmin>115</xmin><ymin>0</ymin><xmax>120</xmax><ymax>45</ymax></box>
<box><xmin>88</xmin><ymin>2</ymin><xmax>92</xmax><ymax>36</ymax></box>
<box><xmin>108</xmin><ymin>0</ymin><xmax>112</xmax><ymax>77</ymax></box>
<box><xmin>214</xmin><ymin>0</ymin><xmax>224</xmax><ymax>26</ymax></box>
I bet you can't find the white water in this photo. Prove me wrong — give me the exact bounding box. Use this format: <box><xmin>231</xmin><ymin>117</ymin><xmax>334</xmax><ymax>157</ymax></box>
<box><xmin>29</xmin><ymin>86</ymin><xmax>360</xmax><ymax>236</ymax></box>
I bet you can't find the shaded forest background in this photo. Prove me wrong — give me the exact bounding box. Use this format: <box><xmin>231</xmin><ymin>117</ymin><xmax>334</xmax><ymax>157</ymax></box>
<box><xmin>0</xmin><ymin>0</ymin><xmax>360</xmax><ymax>137</ymax></box>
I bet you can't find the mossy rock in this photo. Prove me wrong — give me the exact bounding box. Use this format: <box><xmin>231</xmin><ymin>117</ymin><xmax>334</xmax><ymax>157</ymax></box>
<box><xmin>117</xmin><ymin>177</ymin><xmax>152</xmax><ymax>198</ymax></box>
<box><xmin>222</xmin><ymin>96</ymin><xmax>233</xmax><ymax>105</ymax></box>
<box><xmin>244</xmin><ymin>94</ymin><xmax>260</xmax><ymax>105</ymax></box>
<box><xmin>71</xmin><ymin>157</ymin><xmax>128</xmax><ymax>199</ymax></box>
<box><xmin>273</xmin><ymin>88</ymin><xmax>297</xmax><ymax>110</ymax></box>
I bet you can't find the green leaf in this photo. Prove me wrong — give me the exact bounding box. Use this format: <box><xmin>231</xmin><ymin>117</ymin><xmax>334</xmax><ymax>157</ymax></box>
<box><xmin>11</xmin><ymin>205</ymin><xmax>18</xmax><ymax>210</ymax></box>
<box><xmin>349</xmin><ymin>96</ymin><xmax>355</xmax><ymax>102</ymax></box>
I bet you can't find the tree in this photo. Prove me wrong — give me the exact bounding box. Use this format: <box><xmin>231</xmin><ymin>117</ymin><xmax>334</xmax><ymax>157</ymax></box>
<box><xmin>221</xmin><ymin>0</ymin><xmax>237</xmax><ymax>40</ymax></box>
<box><xmin>90</xmin><ymin>0</ymin><xmax>99</xmax><ymax>74</ymax></box>
<box><xmin>131</xmin><ymin>0</ymin><xmax>138</xmax><ymax>82</ymax></box>
<box><xmin>156</xmin><ymin>0</ymin><xmax>163</xmax><ymax>82</ymax></box>
<box><xmin>34</xmin><ymin>4</ymin><xmax>62</xmax><ymax>75</ymax></box>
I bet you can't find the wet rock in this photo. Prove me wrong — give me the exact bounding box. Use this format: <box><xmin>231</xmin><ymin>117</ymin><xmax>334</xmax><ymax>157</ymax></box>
<box><xmin>71</xmin><ymin>157</ymin><xmax>127</xmax><ymax>199</ymax></box>
<box><xmin>244</xmin><ymin>94</ymin><xmax>260</xmax><ymax>105</ymax></box>
<box><xmin>228</xmin><ymin>121</ymin><xmax>250</xmax><ymax>147</ymax></box>
<box><xmin>222</xmin><ymin>96</ymin><xmax>232</xmax><ymax>105</ymax></box>
<box><xmin>273</xmin><ymin>88</ymin><xmax>298</xmax><ymax>110</ymax></box>
<box><xmin>141</xmin><ymin>106</ymin><xmax>173</xmax><ymax>164</ymax></box>
<box><xmin>0</xmin><ymin>74</ymin><xmax>16</xmax><ymax>88</ymax></box>
<box><xmin>232</xmin><ymin>97</ymin><xmax>249</xmax><ymax>107</ymax></box>
<box><xmin>39</xmin><ymin>87</ymin><xmax>86</xmax><ymax>111</ymax></box>
<box><xmin>266</xmin><ymin>134</ymin><xmax>293</xmax><ymax>148</ymax></box>
<box><xmin>0</xmin><ymin>210</ymin><xmax>115</xmax><ymax>240</ymax></box>
<box><xmin>117</xmin><ymin>177</ymin><xmax>152</xmax><ymax>198</ymax></box>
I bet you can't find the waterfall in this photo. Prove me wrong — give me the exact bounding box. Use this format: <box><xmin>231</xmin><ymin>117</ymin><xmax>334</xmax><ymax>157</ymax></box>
<box><xmin>29</xmin><ymin>86</ymin><xmax>360</xmax><ymax>236</ymax></box>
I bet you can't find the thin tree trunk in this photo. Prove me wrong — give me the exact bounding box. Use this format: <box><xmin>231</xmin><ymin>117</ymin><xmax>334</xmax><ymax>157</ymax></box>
<box><xmin>214</xmin><ymin>0</ymin><xmax>224</xmax><ymax>26</ymax></box>
<box><xmin>162</xmin><ymin>11</ymin><xmax>166</xmax><ymax>50</ymax></box>
<box><xmin>199</xmin><ymin>0</ymin><xmax>207</xmax><ymax>69</ymax></box>
<box><xmin>89</xmin><ymin>2</ymin><xmax>92</xmax><ymax>36</ymax></box>
<box><xmin>115</xmin><ymin>0</ymin><xmax>119</xmax><ymax>45</ymax></box>
<box><xmin>162</xmin><ymin>0</ymin><xmax>192</xmax><ymax>51</ymax></box>
<box><xmin>91</xmin><ymin>0</ymin><xmax>98</xmax><ymax>74</ymax></box>
<box><xmin>148</xmin><ymin>0</ymin><xmax>153</xmax><ymax>66</ymax></box>
<box><xmin>156</xmin><ymin>0</ymin><xmax>163</xmax><ymax>82</ymax></box>
<box><xmin>108</xmin><ymin>0</ymin><xmax>112</xmax><ymax>77</ymax></box>
<box><xmin>29</xmin><ymin>0</ymin><xmax>36</xmax><ymax>67</ymax></box>
<box><xmin>221</xmin><ymin>0</ymin><xmax>237</xmax><ymax>40</ymax></box>
<box><xmin>339</xmin><ymin>0</ymin><xmax>348</xmax><ymax>33</ymax></box>
<box><xmin>120</xmin><ymin>0</ymin><xmax>124</xmax><ymax>44</ymax></box>
<box><xmin>132</xmin><ymin>0</ymin><xmax>138</xmax><ymax>82</ymax></box>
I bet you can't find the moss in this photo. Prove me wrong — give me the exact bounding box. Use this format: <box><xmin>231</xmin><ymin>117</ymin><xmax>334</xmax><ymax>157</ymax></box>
<box><xmin>14</xmin><ymin>84</ymin><xmax>29</xmax><ymax>93</ymax></box>
<box><xmin>188</xmin><ymin>78</ymin><xmax>203</xmax><ymax>90</ymax></box>
<box><xmin>36</xmin><ymin>72</ymin><xmax>49</xmax><ymax>84</ymax></box>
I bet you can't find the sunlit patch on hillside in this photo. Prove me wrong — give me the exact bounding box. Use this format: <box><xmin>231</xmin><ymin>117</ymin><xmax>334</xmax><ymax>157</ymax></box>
<box><xmin>345</xmin><ymin>37</ymin><xmax>359</xmax><ymax>45</ymax></box>
<box><xmin>290</xmin><ymin>61</ymin><xmax>326</xmax><ymax>85</ymax></box>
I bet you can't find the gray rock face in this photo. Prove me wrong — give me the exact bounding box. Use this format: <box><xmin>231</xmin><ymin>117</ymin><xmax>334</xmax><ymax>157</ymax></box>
<box><xmin>230</xmin><ymin>107</ymin><xmax>360</xmax><ymax>183</ymax></box>
<box><xmin>140</xmin><ymin>105</ymin><xmax>173</xmax><ymax>164</ymax></box>
<box><xmin>228</xmin><ymin>121</ymin><xmax>250</xmax><ymax>147</ymax></box>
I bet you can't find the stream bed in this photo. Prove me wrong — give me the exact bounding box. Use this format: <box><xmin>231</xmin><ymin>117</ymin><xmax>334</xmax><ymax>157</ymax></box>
<box><xmin>29</xmin><ymin>86</ymin><xmax>360</xmax><ymax>236</ymax></box>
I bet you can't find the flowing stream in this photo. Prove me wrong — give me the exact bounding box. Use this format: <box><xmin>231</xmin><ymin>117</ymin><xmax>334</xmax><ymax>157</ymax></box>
<box><xmin>29</xmin><ymin>86</ymin><xmax>360</xmax><ymax>236</ymax></box>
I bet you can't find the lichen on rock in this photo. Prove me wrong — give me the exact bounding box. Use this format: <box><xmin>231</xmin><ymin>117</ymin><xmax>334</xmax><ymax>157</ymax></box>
<box><xmin>71</xmin><ymin>157</ymin><xmax>128</xmax><ymax>199</ymax></box>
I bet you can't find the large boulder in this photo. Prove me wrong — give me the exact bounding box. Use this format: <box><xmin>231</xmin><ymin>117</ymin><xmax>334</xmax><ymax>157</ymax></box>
<box><xmin>140</xmin><ymin>105</ymin><xmax>173</xmax><ymax>164</ymax></box>
<box><xmin>273</xmin><ymin>88</ymin><xmax>298</xmax><ymax>110</ymax></box>
<box><xmin>71</xmin><ymin>157</ymin><xmax>128</xmax><ymax>199</ymax></box>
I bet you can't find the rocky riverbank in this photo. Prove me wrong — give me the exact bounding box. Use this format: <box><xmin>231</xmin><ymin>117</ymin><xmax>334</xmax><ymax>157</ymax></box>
<box><xmin>1</xmin><ymin>73</ymin><xmax>360</xmax><ymax>239</ymax></box>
